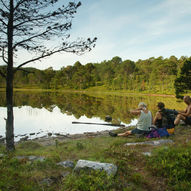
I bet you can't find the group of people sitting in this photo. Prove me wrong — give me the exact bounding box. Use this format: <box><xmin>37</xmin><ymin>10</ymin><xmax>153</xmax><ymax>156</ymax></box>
<box><xmin>109</xmin><ymin>95</ymin><xmax>191</xmax><ymax>138</ymax></box>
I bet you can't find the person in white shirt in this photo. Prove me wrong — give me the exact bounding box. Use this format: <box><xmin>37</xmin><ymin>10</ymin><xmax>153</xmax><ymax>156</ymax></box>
<box><xmin>109</xmin><ymin>102</ymin><xmax>152</xmax><ymax>137</ymax></box>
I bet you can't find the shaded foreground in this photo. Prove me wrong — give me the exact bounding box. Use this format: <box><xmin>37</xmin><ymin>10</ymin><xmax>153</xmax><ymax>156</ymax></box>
<box><xmin>0</xmin><ymin>124</ymin><xmax>191</xmax><ymax>191</ymax></box>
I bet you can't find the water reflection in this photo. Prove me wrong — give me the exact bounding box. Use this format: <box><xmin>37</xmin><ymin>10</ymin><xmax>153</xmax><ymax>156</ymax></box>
<box><xmin>0</xmin><ymin>91</ymin><xmax>185</xmax><ymax>141</ymax></box>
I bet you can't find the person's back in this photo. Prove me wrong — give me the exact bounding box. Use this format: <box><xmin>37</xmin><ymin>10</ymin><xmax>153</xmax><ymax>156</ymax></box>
<box><xmin>137</xmin><ymin>110</ymin><xmax>152</xmax><ymax>131</ymax></box>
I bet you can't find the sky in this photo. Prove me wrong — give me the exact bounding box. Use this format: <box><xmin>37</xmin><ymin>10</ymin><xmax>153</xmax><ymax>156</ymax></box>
<box><xmin>22</xmin><ymin>0</ymin><xmax>191</xmax><ymax>69</ymax></box>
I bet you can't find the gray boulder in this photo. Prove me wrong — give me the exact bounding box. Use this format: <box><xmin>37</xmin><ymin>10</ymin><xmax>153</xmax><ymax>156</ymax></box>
<box><xmin>74</xmin><ymin>159</ymin><xmax>117</xmax><ymax>176</ymax></box>
<box><xmin>125</xmin><ymin>139</ymin><xmax>173</xmax><ymax>146</ymax></box>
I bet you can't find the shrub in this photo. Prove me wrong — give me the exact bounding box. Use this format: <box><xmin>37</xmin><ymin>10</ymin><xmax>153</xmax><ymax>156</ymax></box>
<box><xmin>62</xmin><ymin>170</ymin><xmax>114</xmax><ymax>191</ymax></box>
<box><xmin>147</xmin><ymin>146</ymin><xmax>191</xmax><ymax>191</ymax></box>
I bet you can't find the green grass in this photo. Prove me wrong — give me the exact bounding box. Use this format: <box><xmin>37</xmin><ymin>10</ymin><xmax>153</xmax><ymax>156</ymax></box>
<box><xmin>0</xmin><ymin>86</ymin><xmax>178</xmax><ymax>97</ymax></box>
<box><xmin>1</xmin><ymin>125</ymin><xmax>191</xmax><ymax>190</ymax></box>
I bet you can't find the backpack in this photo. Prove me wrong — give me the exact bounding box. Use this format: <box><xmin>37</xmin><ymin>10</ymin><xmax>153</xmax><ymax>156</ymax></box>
<box><xmin>157</xmin><ymin>128</ymin><xmax>169</xmax><ymax>137</ymax></box>
<box><xmin>161</xmin><ymin>113</ymin><xmax>168</xmax><ymax>127</ymax></box>
<box><xmin>161</xmin><ymin>109</ymin><xmax>178</xmax><ymax>129</ymax></box>
<box><xmin>146</xmin><ymin>127</ymin><xmax>169</xmax><ymax>138</ymax></box>
<box><xmin>146</xmin><ymin>129</ymin><xmax>160</xmax><ymax>138</ymax></box>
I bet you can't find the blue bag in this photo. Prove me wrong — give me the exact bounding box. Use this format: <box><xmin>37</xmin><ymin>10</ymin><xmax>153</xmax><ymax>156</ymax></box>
<box><xmin>157</xmin><ymin>128</ymin><xmax>169</xmax><ymax>137</ymax></box>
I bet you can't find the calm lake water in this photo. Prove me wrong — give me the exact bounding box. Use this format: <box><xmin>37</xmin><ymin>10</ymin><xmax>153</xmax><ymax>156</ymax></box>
<box><xmin>0</xmin><ymin>91</ymin><xmax>185</xmax><ymax>141</ymax></box>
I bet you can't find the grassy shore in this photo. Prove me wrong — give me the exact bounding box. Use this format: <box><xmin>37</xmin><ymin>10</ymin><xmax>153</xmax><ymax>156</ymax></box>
<box><xmin>0</xmin><ymin>86</ymin><xmax>176</xmax><ymax>97</ymax></box>
<box><xmin>1</xmin><ymin>125</ymin><xmax>191</xmax><ymax>191</ymax></box>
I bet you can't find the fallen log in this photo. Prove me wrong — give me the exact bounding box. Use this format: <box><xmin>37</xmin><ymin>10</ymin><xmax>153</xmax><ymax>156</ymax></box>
<box><xmin>72</xmin><ymin>121</ymin><xmax>125</xmax><ymax>127</ymax></box>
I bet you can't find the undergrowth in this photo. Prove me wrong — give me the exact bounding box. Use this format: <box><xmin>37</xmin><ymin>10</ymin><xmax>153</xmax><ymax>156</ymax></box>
<box><xmin>1</xmin><ymin>127</ymin><xmax>191</xmax><ymax>190</ymax></box>
<box><xmin>147</xmin><ymin>143</ymin><xmax>191</xmax><ymax>191</ymax></box>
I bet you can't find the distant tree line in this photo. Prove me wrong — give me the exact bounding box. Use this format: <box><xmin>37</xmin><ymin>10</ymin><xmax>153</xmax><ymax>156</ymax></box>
<box><xmin>0</xmin><ymin>55</ymin><xmax>190</xmax><ymax>96</ymax></box>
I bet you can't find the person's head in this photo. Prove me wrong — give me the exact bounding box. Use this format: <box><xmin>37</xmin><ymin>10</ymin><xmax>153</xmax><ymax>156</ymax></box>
<box><xmin>138</xmin><ymin>102</ymin><xmax>147</xmax><ymax>110</ymax></box>
<box><xmin>157</xmin><ymin>102</ymin><xmax>165</xmax><ymax>110</ymax></box>
<box><xmin>183</xmin><ymin>96</ymin><xmax>191</xmax><ymax>105</ymax></box>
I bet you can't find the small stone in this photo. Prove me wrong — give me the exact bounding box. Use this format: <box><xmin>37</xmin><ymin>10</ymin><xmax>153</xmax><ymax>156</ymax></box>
<box><xmin>20</xmin><ymin>134</ymin><xmax>27</xmax><ymax>137</ymax></box>
<box><xmin>16</xmin><ymin>156</ymin><xmax>45</xmax><ymax>162</ymax></box>
<box><xmin>105</xmin><ymin>116</ymin><xmax>112</xmax><ymax>122</ymax></box>
<box><xmin>34</xmin><ymin>156</ymin><xmax>45</xmax><ymax>162</ymax></box>
<box><xmin>16</xmin><ymin>156</ymin><xmax>27</xmax><ymax>160</ymax></box>
<box><xmin>142</xmin><ymin>152</ymin><xmax>152</xmax><ymax>156</ymax></box>
<box><xmin>48</xmin><ymin>133</ymin><xmax>52</xmax><ymax>136</ymax></box>
<box><xmin>57</xmin><ymin>161</ymin><xmax>74</xmax><ymax>168</ymax></box>
<box><xmin>61</xmin><ymin>171</ymin><xmax>70</xmax><ymax>178</ymax></box>
<box><xmin>40</xmin><ymin>178</ymin><xmax>53</xmax><ymax>186</ymax></box>
<box><xmin>20</xmin><ymin>136</ymin><xmax>29</xmax><ymax>141</ymax></box>
<box><xmin>28</xmin><ymin>156</ymin><xmax>37</xmax><ymax>161</ymax></box>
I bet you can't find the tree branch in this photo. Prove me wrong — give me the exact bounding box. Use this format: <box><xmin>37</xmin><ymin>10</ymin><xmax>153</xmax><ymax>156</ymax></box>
<box><xmin>0</xmin><ymin>28</ymin><xmax>7</xmax><ymax>34</ymax></box>
<box><xmin>0</xmin><ymin>0</ymin><xmax>9</xmax><ymax>10</ymax></box>
<box><xmin>0</xmin><ymin>18</ymin><xmax>7</xmax><ymax>26</ymax></box>
<box><xmin>16</xmin><ymin>49</ymin><xmax>67</xmax><ymax>70</ymax></box>
<box><xmin>14</xmin><ymin>13</ymin><xmax>53</xmax><ymax>28</ymax></box>
<box><xmin>14</xmin><ymin>0</ymin><xmax>27</xmax><ymax>12</ymax></box>
<box><xmin>13</xmin><ymin>30</ymin><xmax>49</xmax><ymax>49</ymax></box>
<box><xmin>15</xmin><ymin>38</ymin><xmax>96</xmax><ymax>70</ymax></box>
<box><xmin>13</xmin><ymin>2</ymin><xmax>77</xmax><ymax>28</ymax></box>
<box><xmin>0</xmin><ymin>69</ymin><xmax>6</xmax><ymax>78</ymax></box>
<box><xmin>14</xmin><ymin>67</ymin><xmax>34</xmax><ymax>74</ymax></box>
<box><xmin>0</xmin><ymin>47</ymin><xmax>8</xmax><ymax>64</ymax></box>
<box><xmin>13</xmin><ymin>25</ymin><xmax>64</xmax><ymax>49</ymax></box>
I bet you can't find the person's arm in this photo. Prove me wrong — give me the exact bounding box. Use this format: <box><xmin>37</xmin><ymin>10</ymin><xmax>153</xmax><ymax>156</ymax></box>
<box><xmin>130</xmin><ymin>108</ymin><xmax>141</xmax><ymax>116</ymax></box>
<box><xmin>178</xmin><ymin>108</ymin><xmax>187</xmax><ymax>114</ymax></box>
<box><xmin>180</xmin><ymin>106</ymin><xmax>191</xmax><ymax>117</ymax></box>
<box><xmin>153</xmin><ymin>112</ymin><xmax>161</xmax><ymax>125</ymax></box>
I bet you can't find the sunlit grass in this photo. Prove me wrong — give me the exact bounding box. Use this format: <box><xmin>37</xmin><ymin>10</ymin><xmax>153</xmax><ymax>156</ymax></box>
<box><xmin>1</xmin><ymin>125</ymin><xmax>191</xmax><ymax>190</ymax></box>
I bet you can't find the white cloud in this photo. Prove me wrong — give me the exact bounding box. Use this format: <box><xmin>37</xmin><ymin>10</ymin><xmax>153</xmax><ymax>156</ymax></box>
<box><xmin>2</xmin><ymin>0</ymin><xmax>191</xmax><ymax>69</ymax></box>
<box><xmin>120</xmin><ymin>38</ymin><xmax>191</xmax><ymax>62</ymax></box>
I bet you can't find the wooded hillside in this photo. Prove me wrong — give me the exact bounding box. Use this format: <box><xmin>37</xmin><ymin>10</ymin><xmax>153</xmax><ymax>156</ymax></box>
<box><xmin>0</xmin><ymin>55</ymin><xmax>190</xmax><ymax>95</ymax></box>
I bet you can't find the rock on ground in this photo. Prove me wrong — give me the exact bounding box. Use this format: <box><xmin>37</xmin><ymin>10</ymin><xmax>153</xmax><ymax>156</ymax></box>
<box><xmin>125</xmin><ymin>139</ymin><xmax>173</xmax><ymax>146</ymax></box>
<box><xmin>73</xmin><ymin>159</ymin><xmax>117</xmax><ymax>176</ymax></box>
<box><xmin>57</xmin><ymin>161</ymin><xmax>74</xmax><ymax>168</ymax></box>
<box><xmin>16</xmin><ymin>155</ymin><xmax>45</xmax><ymax>162</ymax></box>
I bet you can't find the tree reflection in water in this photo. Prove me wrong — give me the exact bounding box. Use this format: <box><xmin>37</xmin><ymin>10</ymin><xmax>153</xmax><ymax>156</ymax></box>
<box><xmin>0</xmin><ymin>91</ymin><xmax>185</xmax><ymax>141</ymax></box>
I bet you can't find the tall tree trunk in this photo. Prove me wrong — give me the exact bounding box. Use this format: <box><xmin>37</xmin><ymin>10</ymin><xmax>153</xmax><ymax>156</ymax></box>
<box><xmin>6</xmin><ymin>0</ymin><xmax>15</xmax><ymax>151</ymax></box>
<box><xmin>6</xmin><ymin>67</ymin><xmax>14</xmax><ymax>151</ymax></box>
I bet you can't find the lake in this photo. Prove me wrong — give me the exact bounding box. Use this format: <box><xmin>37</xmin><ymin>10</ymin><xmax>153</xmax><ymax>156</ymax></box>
<box><xmin>0</xmin><ymin>91</ymin><xmax>185</xmax><ymax>141</ymax></box>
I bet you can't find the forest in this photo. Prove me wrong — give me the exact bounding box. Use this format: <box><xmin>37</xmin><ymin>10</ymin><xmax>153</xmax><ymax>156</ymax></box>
<box><xmin>0</xmin><ymin>55</ymin><xmax>191</xmax><ymax>96</ymax></box>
